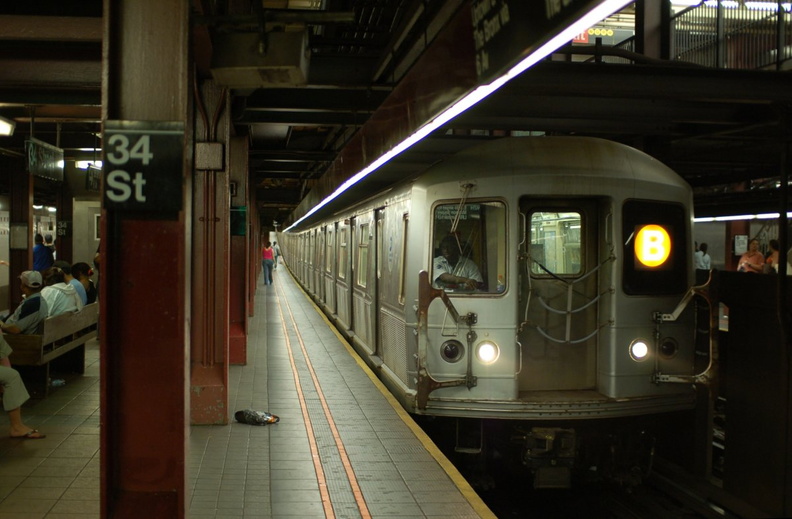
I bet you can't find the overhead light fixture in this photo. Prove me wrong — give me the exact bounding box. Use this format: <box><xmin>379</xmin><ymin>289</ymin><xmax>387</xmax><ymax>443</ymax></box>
<box><xmin>0</xmin><ymin>115</ymin><xmax>15</xmax><ymax>137</ymax></box>
<box><xmin>286</xmin><ymin>0</ymin><xmax>632</xmax><ymax>231</ymax></box>
<box><xmin>694</xmin><ymin>212</ymin><xmax>792</xmax><ymax>222</ymax></box>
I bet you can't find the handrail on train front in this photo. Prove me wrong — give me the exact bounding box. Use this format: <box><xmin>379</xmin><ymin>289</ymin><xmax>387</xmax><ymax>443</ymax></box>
<box><xmin>415</xmin><ymin>270</ymin><xmax>477</xmax><ymax>410</ymax></box>
<box><xmin>652</xmin><ymin>269</ymin><xmax>719</xmax><ymax>390</ymax></box>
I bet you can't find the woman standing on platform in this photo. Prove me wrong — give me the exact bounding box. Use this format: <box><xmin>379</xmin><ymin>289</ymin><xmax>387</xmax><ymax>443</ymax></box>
<box><xmin>738</xmin><ymin>238</ymin><xmax>764</xmax><ymax>273</ymax></box>
<box><xmin>261</xmin><ymin>241</ymin><xmax>275</xmax><ymax>285</ymax></box>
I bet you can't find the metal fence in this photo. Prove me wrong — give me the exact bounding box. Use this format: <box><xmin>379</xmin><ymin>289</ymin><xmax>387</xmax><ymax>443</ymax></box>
<box><xmin>671</xmin><ymin>0</ymin><xmax>792</xmax><ymax>70</ymax></box>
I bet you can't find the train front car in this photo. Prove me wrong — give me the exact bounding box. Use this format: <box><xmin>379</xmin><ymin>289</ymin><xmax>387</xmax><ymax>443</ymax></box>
<box><xmin>409</xmin><ymin>137</ymin><xmax>702</xmax><ymax>488</ymax></box>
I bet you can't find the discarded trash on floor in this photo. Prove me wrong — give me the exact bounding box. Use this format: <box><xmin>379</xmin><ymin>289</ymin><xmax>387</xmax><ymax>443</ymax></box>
<box><xmin>234</xmin><ymin>409</ymin><xmax>280</xmax><ymax>425</ymax></box>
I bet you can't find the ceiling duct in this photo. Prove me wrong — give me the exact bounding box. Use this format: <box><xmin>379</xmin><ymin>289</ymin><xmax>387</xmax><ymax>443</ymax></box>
<box><xmin>211</xmin><ymin>29</ymin><xmax>310</xmax><ymax>88</ymax></box>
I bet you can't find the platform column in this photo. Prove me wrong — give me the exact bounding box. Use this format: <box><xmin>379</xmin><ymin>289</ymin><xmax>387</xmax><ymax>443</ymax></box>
<box><xmin>100</xmin><ymin>1</ymin><xmax>190</xmax><ymax>517</ymax></box>
<box><xmin>6</xmin><ymin>157</ymin><xmax>32</xmax><ymax>307</ymax></box>
<box><xmin>190</xmin><ymin>80</ymin><xmax>231</xmax><ymax>423</ymax></box>
<box><xmin>228</xmin><ymin>136</ymin><xmax>249</xmax><ymax>363</ymax></box>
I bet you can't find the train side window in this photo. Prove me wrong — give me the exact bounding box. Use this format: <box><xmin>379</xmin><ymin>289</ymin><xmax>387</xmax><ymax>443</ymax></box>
<box><xmin>622</xmin><ymin>199</ymin><xmax>687</xmax><ymax>295</ymax></box>
<box><xmin>326</xmin><ymin>227</ymin><xmax>334</xmax><ymax>273</ymax></box>
<box><xmin>357</xmin><ymin>223</ymin><xmax>370</xmax><ymax>288</ymax></box>
<box><xmin>338</xmin><ymin>227</ymin><xmax>347</xmax><ymax>279</ymax></box>
<box><xmin>431</xmin><ymin>200</ymin><xmax>506</xmax><ymax>294</ymax></box>
<box><xmin>529</xmin><ymin>211</ymin><xmax>582</xmax><ymax>276</ymax></box>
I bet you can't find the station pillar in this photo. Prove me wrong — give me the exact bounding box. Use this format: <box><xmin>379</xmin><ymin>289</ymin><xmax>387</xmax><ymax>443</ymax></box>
<box><xmin>100</xmin><ymin>1</ymin><xmax>190</xmax><ymax>517</ymax></box>
<box><xmin>6</xmin><ymin>158</ymin><xmax>32</xmax><ymax>307</ymax></box>
<box><xmin>190</xmin><ymin>80</ymin><xmax>231</xmax><ymax>423</ymax></box>
<box><xmin>228</xmin><ymin>136</ymin><xmax>249</xmax><ymax>364</ymax></box>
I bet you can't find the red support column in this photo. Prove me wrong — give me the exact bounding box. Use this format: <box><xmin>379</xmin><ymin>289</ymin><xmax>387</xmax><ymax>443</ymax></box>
<box><xmin>228</xmin><ymin>136</ymin><xmax>249</xmax><ymax>364</ymax></box>
<box><xmin>100</xmin><ymin>1</ymin><xmax>190</xmax><ymax>517</ymax></box>
<box><xmin>190</xmin><ymin>80</ymin><xmax>230</xmax><ymax>423</ymax></box>
<box><xmin>7</xmin><ymin>156</ymin><xmax>33</xmax><ymax>308</ymax></box>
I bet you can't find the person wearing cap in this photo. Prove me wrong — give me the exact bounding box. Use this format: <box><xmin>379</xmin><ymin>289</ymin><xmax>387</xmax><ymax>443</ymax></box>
<box><xmin>0</xmin><ymin>271</ymin><xmax>49</xmax><ymax>335</ymax></box>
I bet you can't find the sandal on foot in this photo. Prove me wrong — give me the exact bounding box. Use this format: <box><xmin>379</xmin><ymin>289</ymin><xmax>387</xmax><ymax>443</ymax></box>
<box><xmin>10</xmin><ymin>430</ymin><xmax>46</xmax><ymax>440</ymax></box>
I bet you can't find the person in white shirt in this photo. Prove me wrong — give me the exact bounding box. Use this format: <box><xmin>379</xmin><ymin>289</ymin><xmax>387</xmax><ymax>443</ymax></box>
<box><xmin>694</xmin><ymin>242</ymin><xmax>711</xmax><ymax>270</ymax></box>
<box><xmin>433</xmin><ymin>235</ymin><xmax>483</xmax><ymax>290</ymax></box>
<box><xmin>41</xmin><ymin>267</ymin><xmax>83</xmax><ymax>316</ymax></box>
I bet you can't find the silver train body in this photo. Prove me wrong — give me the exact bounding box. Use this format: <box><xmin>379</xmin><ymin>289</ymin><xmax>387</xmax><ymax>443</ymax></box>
<box><xmin>281</xmin><ymin>137</ymin><xmax>702</xmax><ymax>486</ymax></box>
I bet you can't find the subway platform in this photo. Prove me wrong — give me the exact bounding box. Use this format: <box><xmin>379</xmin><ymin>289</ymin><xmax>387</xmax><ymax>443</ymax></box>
<box><xmin>0</xmin><ymin>266</ymin><xmax>494</xmax><ymax>518</ymax></box>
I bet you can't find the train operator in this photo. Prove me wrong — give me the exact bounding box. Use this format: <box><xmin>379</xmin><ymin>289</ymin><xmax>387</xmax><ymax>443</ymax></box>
<box><xmin>433</xmin><ymin>235</ymin><xmax>483</xmax><ymax>290</ymax></box>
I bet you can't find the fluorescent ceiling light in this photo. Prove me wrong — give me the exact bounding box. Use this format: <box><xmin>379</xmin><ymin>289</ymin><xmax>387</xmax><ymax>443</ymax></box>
<box><xmin>77</xmin><ymin>160</ymin><xmax>103</xmax><ymax>169</ymax></box>
<box><xmin>0</xmin><ymin>115</ymin><xmax>15</xmax><ymax>136</ymax></box>
<box><xmin>694</xmin><ymin>212</ymin><xmax>792</xmax><ymax>222</ymax></box>
<box><xmin>286</xmin><ymin>0</ymin><xmax>632</xmax><ymax>231</ymax></box>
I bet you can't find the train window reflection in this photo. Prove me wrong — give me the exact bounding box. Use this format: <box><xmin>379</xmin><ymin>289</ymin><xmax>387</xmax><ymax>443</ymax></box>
<box><xmin>431</xmin><ymin>200</ymin><xmax>506</xmax><ymax>294</ymax></box>
<box><xmin>529</xmin><ymin>211</ymin><xmax>582</xmax><ymax>276</ymax></box>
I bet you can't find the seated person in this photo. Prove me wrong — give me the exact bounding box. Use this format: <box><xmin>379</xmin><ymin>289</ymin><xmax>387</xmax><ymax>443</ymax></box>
<box><xmin>53</xmin><ymin>260</ymin><xmax>88</xmax><ymax>305</ymax></box>
<box><xmin>72</xmin><ymin>262</ymin><xmax>97</xmax><ymax>304</ymax></box>
<box><xmin>0</xmin><ymin>271</ymin><xmax>49</xmax><ymax>335</ymax></box>
<box><xmin>433</xmin><ymin>235</ymin><xmax>483</xmax><ymax>290</ymax></box>
<box><xmin>1</xmin><ymin>363</ymin><xmax>45</xmax><ymax>439</ymax></box>
<box><xmin>41</xmin><ymin>266</ymin><xmax>83</xmax><ymax>316</ymax></box>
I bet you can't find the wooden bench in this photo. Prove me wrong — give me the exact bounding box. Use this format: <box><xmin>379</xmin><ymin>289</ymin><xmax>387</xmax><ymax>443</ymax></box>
<box><xmin>5</xmin><ymin>302</ymin><xmax>99</xmax><ymax>397</ymax></box>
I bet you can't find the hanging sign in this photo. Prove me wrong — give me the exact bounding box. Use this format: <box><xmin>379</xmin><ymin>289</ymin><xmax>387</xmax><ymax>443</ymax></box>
<box><xmin>26</xmin><ymin>137</ymin><xmax>64</xmax><ymax>181</ymax></box>
<box><xmin>472</xmin><ymin>0</ymin><xmax>609</xmax><ymax>83</ymax></box>
<box><xmin>103</xmin><ymin>121</ymin><xmax>184</xmax><ymax>215</ymax></box>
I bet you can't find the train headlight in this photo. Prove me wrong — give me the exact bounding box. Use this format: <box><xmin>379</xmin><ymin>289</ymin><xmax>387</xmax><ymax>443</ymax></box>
<box><xmin>440</xmin><ymin>340</ymin><xmax>465</xmax><ymax>363</ymax></box>
<box><xmin>629</xmin><ymin>339</ymin><xmax>650</xmax><ymax>361</ymax></box>
<box><xmin>476</xmin><ymin>341</ymin><xmax>500</xmax><ymax>365</ymax></box>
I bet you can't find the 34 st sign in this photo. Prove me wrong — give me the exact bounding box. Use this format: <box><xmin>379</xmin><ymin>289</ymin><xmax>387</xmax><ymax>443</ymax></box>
<box><xmin>103</xmin><ymin>121</ymin><xmax>185</xmax><ymax>217</ymax></box>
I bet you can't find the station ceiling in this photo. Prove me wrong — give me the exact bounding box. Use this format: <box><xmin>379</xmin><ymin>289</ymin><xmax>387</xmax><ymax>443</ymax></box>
<box><xmin>0</xmin><ymin>1</ymin><xmax>789</xmax><ymax>227</ymax></box>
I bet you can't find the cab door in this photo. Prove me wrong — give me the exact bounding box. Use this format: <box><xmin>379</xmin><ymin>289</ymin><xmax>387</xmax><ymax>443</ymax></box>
<box><xmin>517</xmin><ymin>198</ymin><xmax>601</xmax><ymax>391</ymax></box>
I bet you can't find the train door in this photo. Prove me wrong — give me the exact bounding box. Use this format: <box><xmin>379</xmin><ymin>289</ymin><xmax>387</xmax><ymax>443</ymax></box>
<box><xmin>351</xmin><ymin>211</ymin><xmax>376</xmax><ymax>354</ymax></box>
<box><xmin>377</xmin><ymin>204</ymin><xmax>410</xmax><ymax>384</ymax></box>
<box><xmin>335</xmin><ymin>219</ymin><xmax>353</xmax><ymax>330</ymax></box>
<box><xmin>517</xmin><ymin>198</ymin><xmax>601</xmax><ymax>392</ymax></box>
<box><xmin>316</xmin><ymin>227</ymin><xmax>326</xmax><ymax>303</ymax></box>
<box><xmin>324</xmin><ymin>223</ymin><xmax>337</xmax><ymax>315</ymax></box>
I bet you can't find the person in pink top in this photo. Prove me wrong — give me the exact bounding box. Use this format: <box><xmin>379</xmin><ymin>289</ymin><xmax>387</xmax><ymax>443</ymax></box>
<box><xmin>738</xmin><ymin>238</ymin><xmax>764</xmax><ymax>273</ymax></box>
<box><xmin>261</xmin><ymin>241</ymin><xmax>275</xmax><ymax>285</ymax></box>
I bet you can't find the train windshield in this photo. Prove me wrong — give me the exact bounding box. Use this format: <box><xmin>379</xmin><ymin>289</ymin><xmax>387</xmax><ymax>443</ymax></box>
<box><xmin>431</xmin><ymin>200</ymin><xmax>506</xmax><ymax>294</ymax></box>
<box><xmin>529</xmin><ymin>211</ymin><xmax>582</xmax><ymax>276</ymax></box>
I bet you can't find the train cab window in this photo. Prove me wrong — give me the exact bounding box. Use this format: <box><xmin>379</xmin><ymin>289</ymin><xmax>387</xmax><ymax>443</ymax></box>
<box><xmin>529</xmin><ymin>211</ymin><xmax>582</xmax><ymax>276</ymax></box>
<box><xmin>622</xmin><ymin>200</ymin><xmax>687</xmax><ymax>295</ymax></box>
<box><xmin>431</xmin><ymin>200</ymin><xmax>506</xmax><ymax>294</ymax></box>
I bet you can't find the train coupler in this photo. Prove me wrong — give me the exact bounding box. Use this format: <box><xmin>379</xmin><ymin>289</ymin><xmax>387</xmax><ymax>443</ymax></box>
<box><xmin>514</xmin><ymin>427</ymin><xmax>576</xmax><ymax>489</ymax></box>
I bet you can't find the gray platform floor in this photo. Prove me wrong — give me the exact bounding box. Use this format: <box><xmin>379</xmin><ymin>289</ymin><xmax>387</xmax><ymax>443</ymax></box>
<box><xmin>0</xmin><ymin>267</ymin><xmax>493</xmax><ymax>518</ymax></box>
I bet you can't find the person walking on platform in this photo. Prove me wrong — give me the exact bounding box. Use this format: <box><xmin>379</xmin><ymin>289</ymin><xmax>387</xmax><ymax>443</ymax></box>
<box><xmin>272</xmin><ymin>241</ymin><xmax>281</xmax><ymax>270</ymax></box>
<box><xmin>261</xmin><ymin>241</ymin><xmax>275</xmax><ymax>285</ymax></box>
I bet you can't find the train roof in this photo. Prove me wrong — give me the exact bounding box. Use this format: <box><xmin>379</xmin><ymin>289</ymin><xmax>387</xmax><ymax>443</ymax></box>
<box><xmin>419</xmin><ymin>136</ymin><xmax>690</xmax><ymax>190</ymax></box>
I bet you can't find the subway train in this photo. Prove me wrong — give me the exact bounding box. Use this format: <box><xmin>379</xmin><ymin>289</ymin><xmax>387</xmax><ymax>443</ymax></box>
<box><xmin>279</xmin><ymin>136</ymin><xmax>714</xmax><ymax>488</ymax></box>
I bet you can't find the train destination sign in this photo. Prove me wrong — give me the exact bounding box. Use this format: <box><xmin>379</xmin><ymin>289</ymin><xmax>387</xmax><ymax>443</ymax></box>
<box><xmin>103</xmin><ymin>121</ymin><xmax>184</xmax><ymax>215</ymax></box>
<box><xmin>472</xmin><ymin>0</ymin><xmax>613</xmax><ymax>83</ymax></box>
